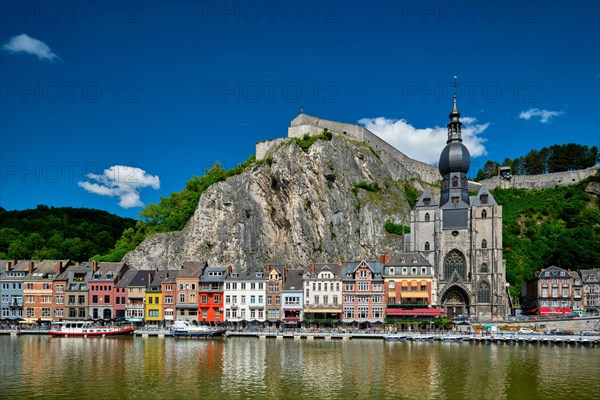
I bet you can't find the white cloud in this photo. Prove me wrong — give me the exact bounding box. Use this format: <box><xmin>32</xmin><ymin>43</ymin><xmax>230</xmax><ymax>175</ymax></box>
<box><xmin>2</xmin><ymin>33</ymin><xmax>60</xmax><ymax>61</ymax></box>
<box><xmin>358</xmin><ymin>116</ymin><xmax>488</xmax><ymax>165</ymax></box>
<box><xmin>78</xmin><ymin>165</ymin><xmax>160</xmax><ymax>209</ymax></box>
<box><xmin>519</xmin><ymin>108</ymin><xmax>564</xmax><ymax>123</ymax></box>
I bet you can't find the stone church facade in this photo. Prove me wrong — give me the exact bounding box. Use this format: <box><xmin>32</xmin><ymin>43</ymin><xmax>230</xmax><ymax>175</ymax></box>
<box><xmin>408</xmin><ymin>96</ymin><xmax>509</xmax><ymax>320</ymax></box>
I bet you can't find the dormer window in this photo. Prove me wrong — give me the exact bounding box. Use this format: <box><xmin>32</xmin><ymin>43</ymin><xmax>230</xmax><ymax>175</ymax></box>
<box><xmin>389</xmin><ymin>267</ymin><xmax>395</xmax><ymax>275</ymax></box>
<box><xmin>480</xmin><ymin>194</ymin><xmax>488</xmax><ymax>204</ymax></box>
<box><xmin>423</xmin><ymin>198</ymin><xmax>431</xmax><ymax>206</ymax></box>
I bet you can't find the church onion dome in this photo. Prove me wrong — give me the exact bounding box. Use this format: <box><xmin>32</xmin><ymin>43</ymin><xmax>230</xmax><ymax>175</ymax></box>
<box><xmin>439</xmin><ymin>142</ymin><xmax>471</xmax><ymax>175</ymax></box>
<box><xmin>439</xmin><ymin>94</ymin><xmax>471</xmax><ymax>175</ymax></box>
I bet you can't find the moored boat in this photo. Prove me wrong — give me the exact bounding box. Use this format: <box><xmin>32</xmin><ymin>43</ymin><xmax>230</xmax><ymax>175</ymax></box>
<box><xmin>49</xmin><ymin>321</ymin><xmax>134</xmax><ymax>337</ymax></box>
<box><xmin>171</xmin><ymin>320</ymin><xmax>227</xmax><ymax>338</ymax></box>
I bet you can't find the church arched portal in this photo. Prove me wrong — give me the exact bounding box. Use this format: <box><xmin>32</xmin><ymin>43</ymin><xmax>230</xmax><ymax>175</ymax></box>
<box><xmin>441</xmin><ymin>286</ymin><xmax>470</xmax><ymax>319</ymax></box>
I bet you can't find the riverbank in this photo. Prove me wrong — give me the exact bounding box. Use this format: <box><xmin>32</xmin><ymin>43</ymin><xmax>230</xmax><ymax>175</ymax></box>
<box><xmin>2</xmin><ymin>327</ymin><xmax>599</xmax><ymax>346</ymax></box>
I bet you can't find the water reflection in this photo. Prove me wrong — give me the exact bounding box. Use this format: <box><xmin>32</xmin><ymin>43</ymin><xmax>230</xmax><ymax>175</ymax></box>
<box><xmin>1</xmin><ymin>336</ymin><xmax>599</xmax><ymax>400</ymax></box>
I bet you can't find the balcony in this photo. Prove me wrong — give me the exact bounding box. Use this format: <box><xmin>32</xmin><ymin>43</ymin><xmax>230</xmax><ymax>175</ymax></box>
<box><xmin>248</xmin><ymin>304</ymin><xmax>264</xmax><ymax>309</ymax></box>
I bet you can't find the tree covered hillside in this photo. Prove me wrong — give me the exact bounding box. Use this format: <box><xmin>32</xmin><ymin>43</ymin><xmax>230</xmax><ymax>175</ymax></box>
<box><xmin>492</xmin><ymin>174</ymin><xmax>600</xmax><ymax>297</ymax></box>
<box><xmin>0</xmin><ymin>206</ymin><xmax>136</xmax><ymax>261</ymax></box>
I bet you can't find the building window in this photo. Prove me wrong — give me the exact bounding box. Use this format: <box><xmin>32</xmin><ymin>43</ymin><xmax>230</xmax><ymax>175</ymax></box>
<box><xmin>482</xmin><ymin>239</ymin><xmax>487</xmax><ymax>249</ymax></box>
<box><xmin>452</xmin><ymin>176</ymin><xmax>459</xmax><ymax>187</ymax></box>
<box><xmin>452</xmin><ymin>196</ymin><xmax>459</xmax><ymax>204</ymax></box>
<box><xmin>481</xmin><ymin>209</ymin><xmax>487</xmax><ymax>218</ymax></box>
<box><xmin>214</xmin><ymin>296</ymin><xmax>221</xmax><ymax>304</ymax></box>
<box><xmin>424</xmin><ymin>242</ymin><xmax>430</xmax><ymax>251</ymax></box>
<box><xmin>425</xmin><ymin>213</ymin><xmax>430</xmax><ymax>222</ymax></box>
<box><xmin>481</xmin><ymin>263</ymin><xmax>488</xmax><ymax>273</ymax></box>
<box><xmin>201</xmin><ymin>295</ymin><xmax>209</xmax><ymax>304</ymax></box>
<box><xmin>389</xmin><ymin>280</ymin><xmax>395</xmax><ymax>289</ymax></box>
<box><xmin>480</xmin><ymin>194</ymin><xmax>488</xmax><ymax>204</ymax></box>
<box><xmin>477</xmin><ymin>281</ymin><xmax>490</xmax><ymax>303</ymax></box>
<box><xmin>444</xmin><ymin>250</ymin><xmax>466</xmax><ymax>280</ymax></box>
<box><xmin>179</xmin><ymin>294</ymin><xmax>185</xmax><ymax>303</ymax></box>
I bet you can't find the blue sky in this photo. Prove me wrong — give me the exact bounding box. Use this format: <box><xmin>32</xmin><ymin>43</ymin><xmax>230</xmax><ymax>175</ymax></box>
<box><xmin>1</xmin><ymin>1</ymin><xmax>598</xmax><ymax>218</ymax></box>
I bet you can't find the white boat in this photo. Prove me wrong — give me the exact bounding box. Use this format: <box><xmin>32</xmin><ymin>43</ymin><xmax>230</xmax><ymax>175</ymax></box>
<box><xmin>171</xmin><ymin>320</ymin><xmax>226</xmax><ymax>338</ymax></box>
<box><xmin>384</xmin><ymin>334</ymin><xmax>407</xmax><ymax>341</ymax></box>
<box><xmin>49</xmin><ymin>321</ymin><xmax>134</xmax><ymax>337</ymax></box>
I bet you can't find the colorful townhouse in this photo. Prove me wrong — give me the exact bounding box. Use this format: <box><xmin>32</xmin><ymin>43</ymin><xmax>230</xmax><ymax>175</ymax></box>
<box><xmin>282</xmin><ymin>269</ymin><xmax>304</xmax><ymax>325</ymax></box>
<box><xmin>571</xmin><ymin>270</ymin><xmax>584</xmax><ymax>312</ymax></box>
<box><xmin>383</xmin><ymin>253</ymin><xmax>443</xmax><ymax>321</ymax></box>
<box><xmin>175</xmin><ymin>262</ymin><xmax>205</xmax><ymax>322</ymax></box>
<box><xmin>580</xmin><ymin>269</ymin><xmax>600</xmax><ymax>312</ymax></box>
<box><xmin>265</xmin><ymin>265</ymin><xmax>285</xmax><ymax>322</ymax></box>
<box><xmin>522</xmin><ymin>265</ymin><xmax>573</xmax><ymax>315</ymax></box>
<box><xmin>59</xmin><ymin>263</ymin><xmax>93</xmax><ymax>320</ymax></box>
<box><xmin>341</xmin><ymin>261</ymin><xmax>385</xmax><ymax>324</ymax></box>
<box><xmin>123</xmin><ymin>270</ymin><xmax>154</xmax><ymax>324</ymax></box>
<box><xmin>224</xmin><ymin>270</ymin><xmax>266</xmax><ymax>323</ymax></box>
<box><xmin>52</xmin><ymin>263</ymin><xmax>69</xmax><ymax>321</ymax></box>
<box><xmin>23</xmin><ymin>260</ymin><xmax>70</xmax><ymax>324</ymax></box>
<box><xmin>1</xmin><ymin>260</ymin><xmax>28</xmax><ymax>321</ymax></box>
<box><xmin>161</xmin><ymin>271</ymin><xmax>178</xmax><ymax>325</ymax></box>
<box><xmin>88</xmin><ymin>261</ymin><xmax>128</xmax><ymax>320</ymax></box>
<box><xmin>146</xmin><ymin>270</ymin><xmax>169</xmax><ymax>327</ymax></box>
<box><xmin>198</xmin><ymin>265</ymin><xmax>229</xmax><ymax>324</ymax></box>
<box><xmin>114</xmin><ymin>270</ymin><xmax>137</xmax><ymax>320</ymax></box>
<box><xmin>302</xmin><ymin>262</ymin><xmax>343</xmax><ymax>323</ymax></box>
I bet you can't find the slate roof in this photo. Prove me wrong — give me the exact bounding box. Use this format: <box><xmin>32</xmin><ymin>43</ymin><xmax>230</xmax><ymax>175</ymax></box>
<box><xmin>283</xmin><ymin>269</ymin><xmax>304</xmax><ymax>291</ymax></box>
<box><xmin>200</xmin><ymin>266</ymin><xmax>228</xmax><ymax>283</ymax></box>
<box><xmin>471</xmin><ymin>185</ymin><xmax>498</xmax><ymax>206</ymax></box>
<box><xmin>148</xmin><ymin>270</ymin><xmax>170</xmax><ymax>291</ymax></box>
<box><xmin>384</xmin><ymin>253</ymin><xmax>432</xmax><ymax>276</ymax></box>
<box><xmin>342</xmin><ymin>261</ymin><xmax>385</xmax><ymax>279</ymax></box>
<box><xmin>227</xmin><ymin>270</ymin><xmax>266</xmax><ymax>281</ymax></box>
<box><xmin>177</xmin><ymin>261</ymin><xmax>207</xmax><ymax>279</ymax></box>
<box><xmin>25</xmin><ymin>260</ymin><xmax>70</xmax><ymax>281</ymax></box>
<box><xmin>415</xmin><ymin>190</ymin><xmax>439</xmax><ymax>208</ymax></box>
<box><xmin>303</xmin><ymin>263</ymin><xmax>342</xmax><ymax>278</ymax></box>
<box><xmin>91</xmin><ymin>262</ymin><xmax>127</xmax><ymax>281</ymax></box>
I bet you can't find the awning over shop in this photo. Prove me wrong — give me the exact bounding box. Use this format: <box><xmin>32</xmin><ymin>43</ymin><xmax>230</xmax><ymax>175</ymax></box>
<box><xmin>400</xmin><ymin>292</ymin><xmax>429</xmax><ymax>298</ymax></box>
<box><xmin>304</xmin><ymin>309</ymin><xmax>342</xmax><ymax>313</ymax></box>
<box><xmin>386</xmin><ymin>308</ymin><xmax>444</xmax><ymax>317</ymax></box>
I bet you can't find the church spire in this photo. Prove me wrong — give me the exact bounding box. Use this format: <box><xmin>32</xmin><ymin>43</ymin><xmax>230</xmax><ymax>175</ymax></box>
<box><xmin>447</xmin><ymin>78</ymin><xmax>463</xmax><ymax>143</ymax></box>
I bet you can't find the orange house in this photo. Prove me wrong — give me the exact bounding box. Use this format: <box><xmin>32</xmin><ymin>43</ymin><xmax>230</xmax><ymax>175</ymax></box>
<box><xmin>198</xmin><ymin>265</ymin><xmax>230</xmax><ymax>324</ymax></box>
<box><xmin>23</xmin><ymin>260</ymin><xmax>70</xmax><ymax>324</ymax></box>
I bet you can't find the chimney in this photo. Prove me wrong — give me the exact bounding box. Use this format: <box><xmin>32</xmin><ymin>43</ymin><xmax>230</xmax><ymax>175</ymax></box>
<box><xmin>28</xmin><ymin>261</ymin><xmax>34</xmax><ymax>275</ymax></box>
<box><xmin>227</xmin><ymin>265</ymin><xmax>232</xmax><ymax>277</ymax></box>
<box><xmin>380</xmin><ymin>253</ymin><xmax>391</xmax><ymax>264</ymax></box>
<box><xmin>312</xmin><ymin>259</ymin><xmax>315</xmax><ymax>275</ymax></box>
<box><xmin>56</xmin><ymin>261</ymin><xmax>63</xmax><ymax>275</ymax></box>
<box><xmin>92</xmin><ymin>260</ymin><xmax>98</xmax><ymax>273</ymax></box>
<box><xmin>5</xmin><ymin>261</ymin><xmax>11</xmax><ymax>272</ymax></box>
<box><xmin>147</xmin><ymin>271</ymin><xmax>152</xmax><ymax>287</ymax></box>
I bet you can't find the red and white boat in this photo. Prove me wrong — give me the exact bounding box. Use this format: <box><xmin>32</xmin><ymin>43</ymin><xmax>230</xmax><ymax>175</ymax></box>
<box><xmin>49</xmin><ymin>321</ymin><xmax>134</xmax><ymax>337</ymax></box>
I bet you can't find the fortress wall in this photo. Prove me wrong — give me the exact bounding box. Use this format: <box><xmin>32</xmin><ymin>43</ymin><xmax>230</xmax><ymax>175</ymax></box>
<box><xmin>288</xmin><ymin>116</ymin><xmax>441</xmax><ymax>184</ymax></box>
<box><xmin>480</xmin><ymin>166</ymin><xmax>599</xmax><ymax>190</ymax></box>
<box><xmin>256</xmin><ymin>138</ymin><xmax>286</xmax><ymax>160</ymax></box>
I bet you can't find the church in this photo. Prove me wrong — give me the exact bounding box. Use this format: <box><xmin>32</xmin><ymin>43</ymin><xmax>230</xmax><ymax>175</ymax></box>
<box><xmin>408</xmin><ymin>96</ymin><xmax>509</xmax><ymax>320</ymax></box>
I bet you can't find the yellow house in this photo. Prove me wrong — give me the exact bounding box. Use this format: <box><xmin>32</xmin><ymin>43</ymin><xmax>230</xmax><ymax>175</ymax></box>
<box><xmin>145</xmin><ymin>271</ymin><xmax>168</xmax><ymax>327</ymax></box>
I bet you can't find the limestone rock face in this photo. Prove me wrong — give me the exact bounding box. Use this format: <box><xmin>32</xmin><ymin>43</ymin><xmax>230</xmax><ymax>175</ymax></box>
<box><xmin>123</xmin><ymin>136</ymin><xmax>422</xmax><ymax>270</ymax></box>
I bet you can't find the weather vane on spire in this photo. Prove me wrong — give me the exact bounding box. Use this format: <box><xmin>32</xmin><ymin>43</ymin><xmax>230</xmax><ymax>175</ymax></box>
<box><xmin>453</xmin><ymin>75</ymin><xmax>459</xmax><ymax>98</ymax></box>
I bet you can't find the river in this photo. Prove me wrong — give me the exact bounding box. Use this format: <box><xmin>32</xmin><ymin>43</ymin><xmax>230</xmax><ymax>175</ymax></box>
<box><xmin>1</xmin><ymin>335</ymin><xmax>599</xmax><ymax>399</ymax></box>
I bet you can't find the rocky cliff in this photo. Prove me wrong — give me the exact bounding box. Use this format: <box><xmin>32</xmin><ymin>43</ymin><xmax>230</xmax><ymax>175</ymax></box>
<box><xmin>123</xmin><ymin>135</ymin><xmax>433</xmax><ymax>270</ymax></box>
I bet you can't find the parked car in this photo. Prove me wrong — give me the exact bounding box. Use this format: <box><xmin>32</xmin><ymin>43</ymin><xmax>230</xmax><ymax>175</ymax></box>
<box><xmin>518</xmin><ymin>328</ymin><xmax>535</xmax><ymax>334</ymax></box>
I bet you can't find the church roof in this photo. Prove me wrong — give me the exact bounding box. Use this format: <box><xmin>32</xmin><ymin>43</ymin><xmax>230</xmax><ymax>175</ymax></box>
<box><xmin>471</xmin><ymin>185</ymin><xmax>497</xmax><ymax>206</ymax></box>
<box><xmin>415</xmin><ymin>190</ymin><xmax>439</xmax><ymax>208</ymax></box>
